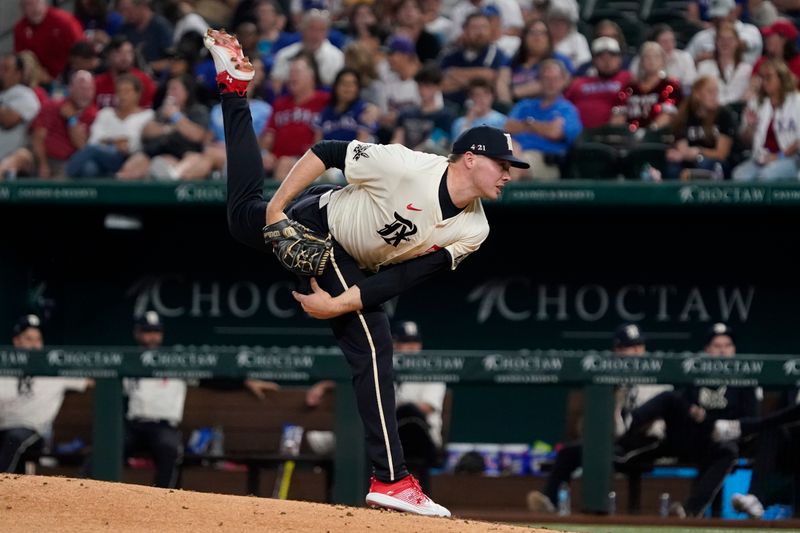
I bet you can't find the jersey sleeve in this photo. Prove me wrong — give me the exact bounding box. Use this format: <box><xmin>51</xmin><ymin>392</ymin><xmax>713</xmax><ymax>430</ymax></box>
<box><xmin>343</xmin><ymin>141</ymin><xmax>411</xmax><ymax>187</ymax></box>
<box><xmin>443</xmin><ymin>220</ymin><xmax>489</xmax><ymax>270</ymax></box>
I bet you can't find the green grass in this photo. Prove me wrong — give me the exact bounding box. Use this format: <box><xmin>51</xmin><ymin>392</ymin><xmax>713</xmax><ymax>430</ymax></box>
<box><xmin>527</xmin><ymin>526</ymin><xmax>800</xmax><ymax>533</ymax></box>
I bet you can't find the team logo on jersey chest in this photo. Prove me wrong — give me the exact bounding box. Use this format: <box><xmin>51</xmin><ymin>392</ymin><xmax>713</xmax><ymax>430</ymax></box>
<box><xmin>377</xmin><ymin>212</ymin><xmax>417</xmax><ymax>246</ymax></box>
<box><xmin>17</xmin><ymin>376</ymin><xmax>33</xmax><ymax>396</ymax></box>
<box><xmin>353</xmin><ymin>144</ymin><xmax>370</xmax><ymax>161</ymax></box>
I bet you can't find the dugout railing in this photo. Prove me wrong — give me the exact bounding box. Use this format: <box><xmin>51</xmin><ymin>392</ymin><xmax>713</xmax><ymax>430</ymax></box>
<box><xmin>1</xmin><ymin>347</ymin><xmax>797</xmax><ymax>511</ymax></box>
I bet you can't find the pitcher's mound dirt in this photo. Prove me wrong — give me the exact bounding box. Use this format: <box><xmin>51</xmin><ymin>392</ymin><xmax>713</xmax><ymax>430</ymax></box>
<box><xmin>0</xmin><ymin>474</ymin><xmax>561</xmax><ymax>532</ymax></box>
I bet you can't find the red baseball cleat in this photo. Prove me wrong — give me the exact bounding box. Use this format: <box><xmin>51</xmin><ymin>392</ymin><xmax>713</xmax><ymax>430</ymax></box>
<box><xmin>203</xmin><ymin>28</ymin><xmax>254</xmax><ymax>96</ymax></box>
<box><xmin>365</xmin><ymin>475</ymin><xmax>451</xmax><ymax>517</ymax></box>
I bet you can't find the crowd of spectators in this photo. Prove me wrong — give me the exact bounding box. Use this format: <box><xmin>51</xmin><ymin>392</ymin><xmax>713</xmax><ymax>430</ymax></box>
<box><xmin>3</xmin><ymin>0</ymin><xmax>800</xmax><ymax>182</ymax></box>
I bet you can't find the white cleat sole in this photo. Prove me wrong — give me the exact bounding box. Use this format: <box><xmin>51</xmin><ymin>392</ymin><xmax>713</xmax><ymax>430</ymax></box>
<box><xmin>203</xmin><ymin>29</ymin><xmax>255</xmax><ymax>81</ymax></box>
<box><xmin>366</xmin><ymin>492</ymin><xmax>451</xmax><ymax>517</ymax></box>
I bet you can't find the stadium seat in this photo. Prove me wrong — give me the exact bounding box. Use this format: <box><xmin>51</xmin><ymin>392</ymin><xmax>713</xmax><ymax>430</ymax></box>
<box><xmin>566</xmin><ymin>142</ymin><xmax>620</xmax><ymax>179</ymax></box>
<box><xmin>581</xmin><ymin>0</ymin><xmax>641</xmax><ymax>21</ymax></box>
<box><xmin>641</xmin><ymin>127</ymin><xmax>675</xmax><ymax>145</ymax></box>
<box><xmin>641</xmin><ymin>0</ymin><xmax>694</xmax><ymax>19</ymax></box>
<box><xmin>622</xmin><ymin>142</ymin><xmax>669</xmax><ymax>180</ymax></box>
<box><xmin>720</xmin><ymin>102</ymin><xmax>749</xmax><ymax>168</ymax></box>
<box><xmin>580</xmin><ymin>124</ymin><xmax>635</xmax><ymax>151</ymax></box>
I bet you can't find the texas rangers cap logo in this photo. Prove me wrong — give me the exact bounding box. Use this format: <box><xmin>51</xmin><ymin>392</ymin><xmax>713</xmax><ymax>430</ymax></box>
<box><xmin>450</xmin><ymin>125</ymin><xmax>530</xmax><ymax>169</ymax></box>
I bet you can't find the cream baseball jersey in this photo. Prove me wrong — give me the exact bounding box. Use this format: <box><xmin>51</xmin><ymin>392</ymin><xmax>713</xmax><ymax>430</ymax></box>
<box><xmin>124</xmin><ymin>378</ymin><xmax>187</xmax><ymax>425</ymax></box>
<box><xmin>324</xmin><ymin>141</ymin><xmax>490</xmax><ymax>272</ymax></box>
<box><xmin>0</xmin><ymin>377</ymin><xmax>89</xmax><ymax>435</ymax></box>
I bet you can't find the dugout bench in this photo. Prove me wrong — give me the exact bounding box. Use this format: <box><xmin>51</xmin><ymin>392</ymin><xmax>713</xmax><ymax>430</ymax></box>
<box><xmin>25</xmin><ymin>387</ymin><xmax>337</xmax><ymax>497</ymax></box>
<box><xmin>29</xmin><ymin>385</ymin><xmax>453</xmax><ymax>502</ymax></box>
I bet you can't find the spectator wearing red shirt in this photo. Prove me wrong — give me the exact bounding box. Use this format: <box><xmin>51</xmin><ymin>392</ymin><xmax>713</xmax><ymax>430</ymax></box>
<box><xmin>0</xmin><ymin>70</ymin><xmax>97</xmax><ymax>179</ymax></box>
<box><xmin>94</xmin><ymin>35</ymin><xmax>156</xmax><ymax>109</ymax></box>
<box><xmin>263</xmin><ymin>51</ymin><xmax>330</xmax><ymax>180</ymax></box>
<box><xmin>565</xmin><ymin>37</ymin><xmax>632</xmax><ymax>129</ymax></box>
<box><xmin>14</xmin><ymin>0</ymin><xmax>84</xmax><ymax>82</ymax></box>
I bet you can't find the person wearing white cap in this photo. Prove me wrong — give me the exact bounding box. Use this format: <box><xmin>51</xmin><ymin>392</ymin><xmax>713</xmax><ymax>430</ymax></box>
<box><xmin>685</xmin><ymin>0</ymin><xmax>763</xmax><ymax>64</ymax></box>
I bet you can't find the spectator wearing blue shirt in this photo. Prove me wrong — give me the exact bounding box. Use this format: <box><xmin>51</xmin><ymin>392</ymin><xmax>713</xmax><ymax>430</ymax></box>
<box><xmin>452</xmin><ymin>78</ymin><xmax>508</xmax><ymax>140</ymax></box>
<box><xmin>117</xmin><ymin>0</ymin><xmax>174</xmax><ymax>75</ymax></box>
<box><xmin>253</xmin><ymin>0</ymin><xmax>300</xmax><ymax>74</ymax></box>
<box><xmin>440</xmin><ymin>12</ymin><xmax>509</xmax><ymax>108</ymax></box>
<box><xmin>504</xmin><ymin>59</ymin><xmax>582</xmax><ymax>179</ymax></box>
<box><xmin>177</xmin><ymin>59</ymin><xmax>272</xmax><ymax>180</ymax></box>
<box><xmin>314</xmin><ymin>68</ymin><xmax>378</xmax><ymax>143</ymax></box>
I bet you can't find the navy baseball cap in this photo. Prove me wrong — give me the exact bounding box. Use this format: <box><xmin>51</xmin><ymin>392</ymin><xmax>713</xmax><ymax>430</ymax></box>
<box><xmin>392</xmin><ymin>320</ymin><xmax>422</xmax><ymax>343</ymax></box>
<box><xmin>451</xmin><ymin>125</ymin><xmax>530</xmax><ymax>168</ymax></box>
<box><xmin>135</xmin><ymin>310</ymin><xmax>164</xmax><ymax>332</ymax></box>
<box><xmin>613</xmin><ymin>323</ymin><xmax>646</xmax><ymax>347</ymax></box>
<box><xmin>13</xmin><ymin>314</ymin><xmax>41</xmax><ymax>336</ymax></box>
<box><xmin>386</xmin><ymin>35</ymin><xmax>416</xmax><ymax>56</ymax></box>
<box><xmin>704</xmin><ymin>322</ymin><xmax>735</xmax><ymax>345</ymax></box>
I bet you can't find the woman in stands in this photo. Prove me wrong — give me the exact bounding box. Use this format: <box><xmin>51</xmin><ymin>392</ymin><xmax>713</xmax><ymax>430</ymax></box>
<box><xmin>611</xmin><ymin>41</ymin><xmax>683</xmax><ymax>132</ymax></box>
<box><xmin>115</xmin><ymin>73</ymin><xmax>210</xmax><ymax>180</ymax></box>
<box><xmin>666</xmin><ymin>76</ymin><xmax>735</xmax><ymax>180</ymax></box>
<box><xmin>314</xmin><ymin>68</ymin><xmax>377</xmax><ymax>144</ymax></box>
<box><xmin>496</xmin><ymin>19</ymin><xmax>573</xmax><ymax>107</ymax></box>
<box><xmin>696</xmin><ymin>21</ymin><xmax>751</xmax><ymax>106</ymax></box>
<box><xmin>66</xmin><ymin>74</ymin><xmax>153</xmax><ymax>178</ymax></box>
<box><xmin>629</xmin><ymin>24</ymin><xmax>696</xmax><ymax>90</ymax></box>
<box><xmin>733</xmin><ymin>59</ymin><xmax>800</xmax><ymax>181</ymax></box>
<box><xmin>750</xmin><ymin>19</ymin><xmax>800</xmax><ymax>89</ymax></box>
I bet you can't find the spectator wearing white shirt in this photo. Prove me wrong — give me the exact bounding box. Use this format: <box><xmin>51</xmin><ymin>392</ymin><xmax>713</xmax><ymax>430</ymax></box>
<box><xmin>546</xmin><ymin>0</ymin><xmax>590</xmax><ymax>71</ymax></box>
<box><xmin>697</xmin><ymin>21</ymin><xmax>752</xmax><ymax>105</ymax></box>
<box><xmin>421</xmin><ymin>0</ymin><xmax>454</xmax><ymax>45</ymax></box>
<box><xmin>65</xmin><ymin>74</ymin><xmax>154</xmax><ymax>178</ymax></box>
<box><xmin>0</xmin><ymin>315</ymin><xmax>89</xmax><ymax>473</ymax></box>
<box><xmin>0</xmin><ymin>54</ymin><xmax>41</xmax><ymax>163</ymax></box>
<box><xmin>447</xmin><ymin>0</ymin><xmax>524</xmax><ymax>44</ymax></box>
<box><xmin>630</xmin><ymin>25</ymin><xmax>697</xmax><ymax>91</ymax></box>
<box><xmin>685</xmin><ymin>0</ymin><xmax>763</xmax><ymax>65</ymax></box>
<box><xmin>733</xmin><ymin>59</ymin><xmax>800</xmax><ymax>181</ymax></box>
<box><xmin>271</xmin><ymin>9</ymin><xmax>345</xmax><ymax>93</ymax></box>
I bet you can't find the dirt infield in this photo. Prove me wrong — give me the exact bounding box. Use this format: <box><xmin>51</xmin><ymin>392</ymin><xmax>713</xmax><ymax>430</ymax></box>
<box><xmin>0</xmin><ymin>474</ymin><xmax>558</xmax><ymax>532</ymax></box>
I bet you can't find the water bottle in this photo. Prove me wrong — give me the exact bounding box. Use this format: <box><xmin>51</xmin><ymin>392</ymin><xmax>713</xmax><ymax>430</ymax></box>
<box><xmin>279</xmin><ymin>424</ymin><xmax>305</xmax><ymax>457</ymax></box>
<box><xmin>659</xmin><ymin>492</ymin><xmax>670</xmax><ymax>517</ymax></box>
<box><xmin>557</xmin><ymin>482</ymin><xmax>571</xmax><ymax>516</ymax></box>
<box><xmin>712</xmin><ymin>162</ymin><xmax>724</xmax><ymax>181</ymax></box>
<box><xmin>608</xmin><ymin>491</ymin><xmax>617</xmax><ymax>515</ymax></box>
<box><xmin>640</xmin><ymin>163</ymin><xmax>653</xmax><ymax>181</ymax></box>
<box><xmin>209</xmin><ymin>425</ymin><xmax>225</xmax><ymax>457</ymax></box>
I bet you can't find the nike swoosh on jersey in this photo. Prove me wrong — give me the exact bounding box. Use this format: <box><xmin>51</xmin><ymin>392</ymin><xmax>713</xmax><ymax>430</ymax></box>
<box><xmin>406</xmin><ymin>203</ymin><xmax>422</xmax><ymax>211</ymax></box>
